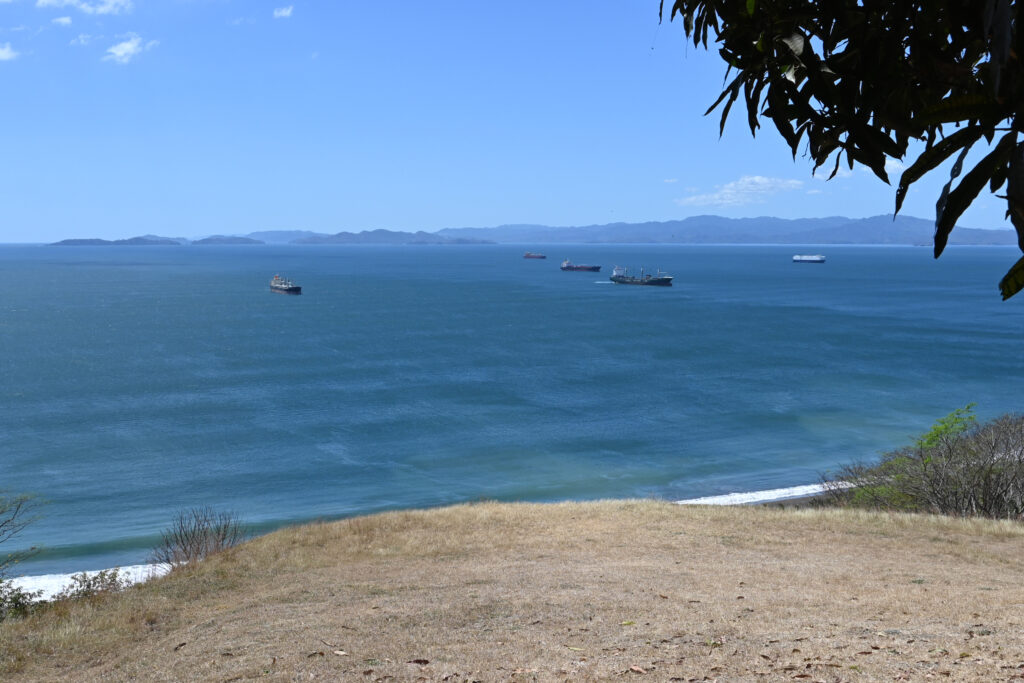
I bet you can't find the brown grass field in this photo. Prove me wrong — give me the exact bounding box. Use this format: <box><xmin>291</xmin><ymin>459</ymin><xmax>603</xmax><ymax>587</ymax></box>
<box><xmin>2</xmin><ymin>500</ymin><xmax>1024</xmax><ymax>682</ymax></box>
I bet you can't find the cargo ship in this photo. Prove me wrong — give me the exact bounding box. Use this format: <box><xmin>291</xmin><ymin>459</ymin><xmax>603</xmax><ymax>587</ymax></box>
<box><xmin>609</xmin><ymin>265</ymin><xmax>673</xmax><ymax>287</ymax></box>
<box><xmin>560</xmin><ymin>259</ymin><xmax>601</xmax><ymax>272</ymax></box>
<box><xmin>523</xmin><ymin>252</ymin><xmax>547</xmax><ymax>259</ymax></box>
<box><xmin>792</xmin><ymin>254</ymin><xmax>826</xmax><ymax>263</ymax></box>
<box><xmin>269</xmin><ymin>274</ymin><xmax>302</xmax><ymax>294</ymax></box>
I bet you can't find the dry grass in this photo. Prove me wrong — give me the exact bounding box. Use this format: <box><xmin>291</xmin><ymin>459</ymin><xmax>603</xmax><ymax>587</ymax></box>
<box><xmin>2</xmin><ymin>500</ymin><xmax>1024</xmax><ymax>682</ymax></box>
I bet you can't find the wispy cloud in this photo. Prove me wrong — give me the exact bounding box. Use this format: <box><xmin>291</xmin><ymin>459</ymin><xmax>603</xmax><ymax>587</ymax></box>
<box><xmin>675</xmin><ymin>175</ymin><xmax>803</xmax><ymax>207</ymax></box>
<box><xmin>663</xmin><ymin>178</ymin><xmax>678</xmax><ymax>184</ymax></box>
<box><xmin>811</xmin><ymin>163</ymin><xmax>853</xmax><ymax>179</ymax></box>
<box><xmin>52</xmin><ymin>16</ymin><xmax>72</xmax><ymax>26</ymax></box>
<box><xmin>102</xmin><ymin>32</ymin><xmax>155</xmax><ymax>64</ymax></box>
<box><xmin>885</xmin><ymin>158</ymin><xmax>905</xmax><ymax>176</ymax></box>
<box><xmin>0</xmin><ymin>42</ymin><xmax>18</xmax><ymax>60</ymax></box>
<box><xmin>37</xmin><ymin>0</ymin><xmax>132</xmax><ymax>15</ymax></box>
<box><xmin>70</xmin><ymin>32</ymin><xmax>93</xmax><ymax>45</ymax></box>
<box><xmin>273</xmin><ymin>6</ymin><xmax>293</xmax><ymax>19</ymax></box>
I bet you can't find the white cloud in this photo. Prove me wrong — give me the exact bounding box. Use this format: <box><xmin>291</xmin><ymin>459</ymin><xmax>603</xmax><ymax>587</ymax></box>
<box><xmin>70</xmin><ymin>32</ymin><xmax>92</xmax><ymax>45</ymax></box>
<box><xmin>0</xmin><ymin>42</ymin><xmax>18</xmax><ymax>60</ymax></box>
<box><xmin>675</xmin><ymin>175</ymin><xmax>804</xmax><ymax>207</ymax></box>
<box><xmin>663</xmin><ymin>178</ymin><xmax>678</xmax><ymax>184</ymax></box>
<box><xmin>36</xmin><ymin>0</ymin><xmax>132</xmax><ymax>15</ymax></box>
<box><xmin>52</xmin><ymin>16</ymin><xmax>72</xmax><ymax>25</ymax></box>
<box><xmin>102</xmin><ymin>32</ymin><xmax>154</xmax><ymax>64</ymax></box>
<box><xmin>273</xmin><ymin>6</ymin><xmax>293</xmax><ymax>18</ymax></box>
<box><xmin>812</xmin><ymin>163</ymin><xmax>853</xmax><ymax>179</ymax></box>
<box><xmin>885</xmin><ymin>158</ymin><xmax>905</xmax><ymax>176</ymax></box>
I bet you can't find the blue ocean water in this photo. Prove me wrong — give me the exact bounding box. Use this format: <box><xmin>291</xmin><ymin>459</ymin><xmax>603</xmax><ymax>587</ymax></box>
<box><xmin>2</xmin><ymin>243</ymin><xmax>1022</xmax><ymax>576</ymax></box>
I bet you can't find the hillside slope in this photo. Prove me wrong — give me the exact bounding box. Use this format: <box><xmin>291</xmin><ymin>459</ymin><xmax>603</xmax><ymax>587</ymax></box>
<box><xmin>2</xmin><ymin>501</ymin><xmax>1022</xmax><ymax>681</ymax></box>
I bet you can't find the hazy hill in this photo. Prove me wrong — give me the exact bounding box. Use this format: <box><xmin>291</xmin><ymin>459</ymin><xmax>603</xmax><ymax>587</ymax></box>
<box><xmin>192</xmin><ymin>236</ymin><xmax>264</xmax><ymax>245</ymax></box>
<box><xmin>50</xmin><ymin>236</ymin><xmax>182</xmax><ymax>246</ymax></box>
<box><xmin>245</xmin><ymin>230</ymin><xmax>328</xmax><ymax>244</ymax></box>
<box><xmin>437</xmin><ymin>214</ymin><xmax>1015</xmax><ymax>245</ymax></box>
<box><xmin>292</xmin><ymin>228</ymin><xmax>492</xmax><ymax>245</ymax></box>
<box><xmin>45</xmin><ymin>215</ymin><xmax>1016</xmax><ymax>247</ymax></box>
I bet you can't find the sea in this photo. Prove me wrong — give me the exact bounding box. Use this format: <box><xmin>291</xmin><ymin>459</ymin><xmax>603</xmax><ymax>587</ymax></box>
<box><xmin>2</xmin><ymin>243</ymin><xmax>1023</xmax><ymax>585</ymax></box>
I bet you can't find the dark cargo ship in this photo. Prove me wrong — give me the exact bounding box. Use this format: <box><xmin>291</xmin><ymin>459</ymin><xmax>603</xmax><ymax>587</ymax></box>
<box><xmin>523</xmin><ymin>252</ymin><xmax>547</xmax><ymax>259</ymax></box>
<box><xmin>270</xmin><ymin>274</ymin><xmax>302</xmax><ymax>294</ymax></box>
<box><xmin>609</xmin><ymin>265</ymin><xmax>673</xmax><ymax>287</ymax></box>
<box><xmin>560</xmin><ymin>259</ymin><xmax>601</xmax><ymax>272</ymax></box>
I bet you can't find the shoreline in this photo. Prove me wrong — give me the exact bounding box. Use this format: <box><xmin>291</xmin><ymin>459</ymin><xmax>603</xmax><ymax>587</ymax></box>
<box><xmin>10</xmin><ymin>483</ymin><xmax>831</xmax><ymax>599</ymax></box>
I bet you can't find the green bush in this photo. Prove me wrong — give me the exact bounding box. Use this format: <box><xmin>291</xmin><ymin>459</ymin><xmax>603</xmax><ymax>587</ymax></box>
<box><xmin>0</xmin><ymin>579</ymin><xmax>41</xmax><ymax>622</ymax></box>
<box><xmin>822</xmin><ymin>406</ymin><xmax>1024</xmax><ymax>519</ymax></box>
<box><xmin>52</xmin><ymin>569</ymin><xmax>130</xmax><ymax>602</ymax></box>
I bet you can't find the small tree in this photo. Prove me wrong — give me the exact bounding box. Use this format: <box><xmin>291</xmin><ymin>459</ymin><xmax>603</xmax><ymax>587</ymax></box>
<box><xmin>823</xmin><ymin>407</ymin><xmax>1024</xmax><ymax>519</ymax></box>
<box><xmin>0</xmin><ymin>492</ymin><xmax>41</xmax><ymax>622</ymax></box>
<box><xmin>149</xmin><ymin>506</ymin><xmax>245</xmax><ymax>568</ymax></box>
<box><xmin>0</xmin><ymin>492</ymin><xmax>39</xmax><ymax>578</ymax></box>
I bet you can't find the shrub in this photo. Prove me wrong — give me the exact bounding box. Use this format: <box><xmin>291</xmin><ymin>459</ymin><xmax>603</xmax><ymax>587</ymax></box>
<box><xmin>0</xmin><ymin>579</ymin><xmax>41</xmax><ymax>622</ymax></box>
<box><xmin>149</xmin><ymin>506</ymin><xmax>245</xmax><ymax>568</ymax></box>
<box><xmin>52</xmin><ymin>569</ymin><xmax>130</xmax><ymax>602</ymax></box>
<box><xmin>822</xmin><ymin>406</ymin><xmax>1024</xmax><ymax>519</ymax></box>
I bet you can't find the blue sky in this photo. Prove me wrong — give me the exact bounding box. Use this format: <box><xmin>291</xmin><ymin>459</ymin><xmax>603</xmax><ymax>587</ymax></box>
<box><xmin>0</xmin><ymin>1</ymin><xmax>1012</xmax><ymax>242</ymax></box>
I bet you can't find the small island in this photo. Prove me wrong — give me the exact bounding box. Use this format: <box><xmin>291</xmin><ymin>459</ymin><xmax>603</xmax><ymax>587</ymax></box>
<box><xmin>50</xmin><ymin>236</ymin><xmax>183</xmax><ymax>246</ymax></box>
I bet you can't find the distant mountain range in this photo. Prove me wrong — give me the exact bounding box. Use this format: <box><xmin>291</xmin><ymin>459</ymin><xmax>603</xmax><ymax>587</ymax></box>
<box><xmin>48</xmin><ymin>214</ymin><xmax>1016</xmax><ymax>247</ymax></box>
<box><xmin>438</xmin><ymin>214</ymin><xmax>1015</xmax><ymax>246</ymax></box>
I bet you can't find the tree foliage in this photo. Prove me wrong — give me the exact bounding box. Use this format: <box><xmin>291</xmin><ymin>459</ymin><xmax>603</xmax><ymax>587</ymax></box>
<box><xmin>822</xmin><ymin>407</ymin><xmax>1024</xmax><ymax>519</ymax></box>
<box><xmin>660</xmin><ymin>0</ymin><xmax>1024</xmax><ymax>298</ymax></box>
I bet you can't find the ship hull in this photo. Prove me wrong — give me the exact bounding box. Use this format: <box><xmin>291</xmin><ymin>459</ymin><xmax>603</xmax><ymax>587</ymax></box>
<box><xmin>560</xmin><ymin>265</ymin><xmax>601</xmax><ymax>272</ymax></box>
<box><xmin>270</xmin><ymin>285</ymin><xmax>302</xmax><ymax>294</ymax></box>
<box><xmin>609</xmin><ymin>276</ymin><xmax>672</xmax><ymax>286</ymax></box>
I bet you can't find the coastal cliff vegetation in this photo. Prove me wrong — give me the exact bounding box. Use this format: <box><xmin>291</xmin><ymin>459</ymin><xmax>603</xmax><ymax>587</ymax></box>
<box><xmin>822</xmin><ymin>407</ymin><xmax>1024</xmax><ymax>519</ymax></box>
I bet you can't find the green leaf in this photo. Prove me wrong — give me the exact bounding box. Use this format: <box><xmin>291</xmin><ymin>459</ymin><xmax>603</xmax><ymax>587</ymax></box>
<box><xmin>914</xmin><ymin>94</ymin><xmax>1004</xmax><ymax>127</ymax></box>
<box><xmin>998</xmin><ymin>256</ymin><xmax>1024</xmax><ymax>300</ymax></box>
<box><xmin>1006</xmin><ymin>141</ymin><xmax>1024</xmax><ymax>251</ymax></box>
<box><xmin>933</xmin><ymin>145</ymin><xmax>972</xmax><ymax>256</ymax></box>
<box><xmin>746</xmin><ymin>0</ymin><xmax>756</xmax><ymax>16</ymax></box>
<box><xmin>934</xmin><ymin>132</ymin><xmax>1015</xmax><ymax>257</ymax></box>
<box><xmin>896</xmin><ymin>126</ymin><xmax>984</xmax><ymax>215</ymax></box>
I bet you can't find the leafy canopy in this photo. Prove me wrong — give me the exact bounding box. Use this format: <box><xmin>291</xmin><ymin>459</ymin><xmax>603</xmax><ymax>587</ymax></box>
<box><xmin>661</xmin><ymin>0</ymin><xmax>1024</xmax><ymax>298</ymax></box>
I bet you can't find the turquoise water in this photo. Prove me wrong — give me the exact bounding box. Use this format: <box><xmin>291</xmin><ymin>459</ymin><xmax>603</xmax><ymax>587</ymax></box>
<box><xmin>2</xmin><ymin>243</ymin><xmax>1022</xmax><ymax>575</ymax></box>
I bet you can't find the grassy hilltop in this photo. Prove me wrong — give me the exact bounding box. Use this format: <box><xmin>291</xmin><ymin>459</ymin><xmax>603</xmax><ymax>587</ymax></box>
<box><xmin>2</xmin><ymin>500</ymin><xmax>1023</xmax><ymax>681</ymax></box>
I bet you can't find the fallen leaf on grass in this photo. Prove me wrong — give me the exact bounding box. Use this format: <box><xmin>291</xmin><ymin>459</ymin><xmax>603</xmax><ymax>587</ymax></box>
<box><xmin>307</xmin><ymin>651</ymin><xmax>325</xmax><ymax>658</ymax></box>
<box><xmin>334</xmin><ymin>650</ymin><xmax>348</xmax><ymax>656</ymax></box>
<box><xmin>407</xmin><ymin>659</ymin><xmax>430</xmax><ymax>665</ymax></box>
<box><xmin>621</xmin><ymin>620</ymin><xmax>636</xmax><ymax>626</ymax></box>
<box><xmin>173</xmin><ymin>642</ymin><xmax>186</xmax><ymax>651</ymax></box>
<box><xmin>629</xmin><ymin>665</ymin><xmax>647</xmax><ymax>674</ymax></box>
